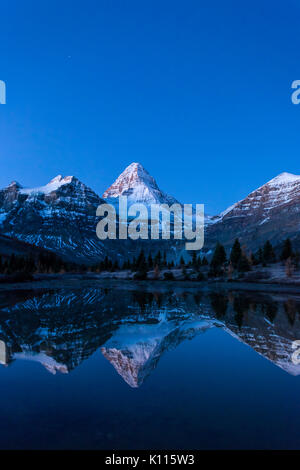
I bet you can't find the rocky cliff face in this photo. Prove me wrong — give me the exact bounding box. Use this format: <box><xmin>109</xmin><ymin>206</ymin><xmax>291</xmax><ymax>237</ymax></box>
<box><xmin>0</xmin><ymin>181</ymin><xmax>23</xmax><ymax>216</ymax></box>
<box><xmin>0</xmin><ymin>175</ymin><xmax>123</xmax><ymax>264</ymax></box>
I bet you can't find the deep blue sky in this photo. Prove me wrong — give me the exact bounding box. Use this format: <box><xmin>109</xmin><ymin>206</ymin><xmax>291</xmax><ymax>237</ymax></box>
<box><xmin>1</xmin><ymin>0</ymin><xmax>300</xmax><ymax>214</ymax></box>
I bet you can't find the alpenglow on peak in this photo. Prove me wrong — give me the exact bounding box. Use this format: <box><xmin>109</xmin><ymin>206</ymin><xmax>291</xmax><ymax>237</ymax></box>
<box><xmin>102</xmin><ymin>162</ymin><xmax>179</xmax><ymax>205</ymax></box>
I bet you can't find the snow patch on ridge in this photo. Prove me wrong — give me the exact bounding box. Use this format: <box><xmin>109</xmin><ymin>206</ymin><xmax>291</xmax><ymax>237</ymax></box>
<box><xmin>20</xmin><ymin>175</ymin><xmax>74</xmax><ymax>196</ymax></box>
<box><xmin>267</xmin><ymin>172</ymin><xmax>300</xmax><ymax>187</ymax></box>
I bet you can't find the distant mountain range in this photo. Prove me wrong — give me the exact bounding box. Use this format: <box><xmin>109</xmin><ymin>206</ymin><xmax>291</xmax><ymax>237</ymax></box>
<box><xmin>0</xmin><ymin>163</ymin><xmax>299</xmax><ymax>262</ymax></box>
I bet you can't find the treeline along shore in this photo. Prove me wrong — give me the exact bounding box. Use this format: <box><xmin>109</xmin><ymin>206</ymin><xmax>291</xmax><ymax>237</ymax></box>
<box><xmin>0</xmin><ymin>238</ymin><xmax>299</xmax><ymax>286</ymax></box>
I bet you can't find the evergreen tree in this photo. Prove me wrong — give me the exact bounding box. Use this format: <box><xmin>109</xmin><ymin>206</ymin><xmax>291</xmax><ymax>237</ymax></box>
<box><xmin>113</xmin><ymin>260</ymin><xmax>119</xmax><ymax>271</ymax></box>
<box><xmin>230</xmin><ymin>239</ymin><xmax>242</xmax><ymax>268</ymax></box>
<box><xmin>133</xmin><ymin>250</ymin><xmax>148</xmax><ymax>279</ymax></box>
<box><xmin>263</xmin><ymin>240</ymin><xmax>275</xmax><ymax>264</ymax></box>
<box><xmin>238</xmin><ymin>254</ymin><xmax>251</xmax><ymax>272</ymax></box>
<box><xmin>9</xmin><ymin>253</ymin><xmax>16</xmax><ymax>273</ymax></box>
<box><xmin>281</xmin><ymin>238</ymin><xmax>293</xmax><ymax>261</ymax></box>
<box><xmin>131</xmin><ymin>256</ymin><xmax>137</xmax><ymax>272</ymax></box>
<box><xmin>103</xmin><ymin>256</ymin><xmax>109</xmax><ymax>270</ymax></box>
<box><xmin>257</xmin><ymin>248</ymin><xmax>263</xmax><ymax>264</ymax></box>
<box><xmin>250</xmin><ymin>252</ymin><xmax>257</xmax><ymax>266</ymax></box>
<box><xmin>26</xmin><ymin>254</ymin><xmax>36</xmax><ymax>273</ymax></box>
<box><xmin>154</xmin><ymin>251</ymin><xmax>162</xmax><ymax>267</ymax></box>
<box><xmin>134</xmin><ymin>251</ymin><xmax>148</xmax><ymax>280</ymax></box>
<box><xmin>137</xmin><ymin>250</ymin><xmax>147</xmax><ymax>270</ymax></box>
<box><xmin>191</xmin><ymin>251</ymin><xmax>198</xmax><ymax>268</ymax></box>
<box><xmin>201</xmin><ymin>256</ymin><xmax>208</xmax><ymax>266</ymax></box>
<box><xmin>148</xmin><ymin>253</ymin><xmax>153</xmax><ymax>269</ymax></box>
<box><xmin>210</xmin><ymin>242</ymin><xmax>226</xmax><ymax>275</ymax></box>
<box><xmin>3</xmin><ymin>259</ymin><xmax>8</xmax><ymax>273</ymax></box>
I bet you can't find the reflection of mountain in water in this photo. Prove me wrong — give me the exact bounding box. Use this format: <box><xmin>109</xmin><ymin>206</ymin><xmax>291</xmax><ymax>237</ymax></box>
<box><xmin>101</xmin><ymin>319</ymin><xmax>215</xmax><ymax>387</ymax></box>
<box><xmin>222</xmin><ymin>294</ymin><xmax>300</xmax><ymax>375</ymax></box>
<box><xmin>0</xmin><ymin>289</ymin><xmax>111</xmax><ymax>373</ymax></box>
<box><xmin>0</xmin><ymin>287</ymin><xmax>300</xmax><ymax>385</ymax></box>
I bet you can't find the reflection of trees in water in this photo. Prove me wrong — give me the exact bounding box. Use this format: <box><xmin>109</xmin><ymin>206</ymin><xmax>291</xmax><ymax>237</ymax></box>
<box><xmin>153</xmin><ymin>292</ymin><xmax>163</xmax><ymax>308</ymax></box>
<box><xmin>207</xmin><ymin>291</ymin><xmax>292</xmax><ymax>328</ymax></box>
<box><xmin>233</xmin><ymin>296</ymin><xmax>251</xmax><ymax>328</ymax></box>
<box><xmin>261</xmin><ymin>302</ymin><xmax>278</xmax><ymax>323</ymax></box>
<box><xmin>284</xmin><ymin>299</ymin><xmax>297</xmax><ymax>326</ymax></box>
<box><xmin>132</xmin><ymin>292</ymin><xmax>155</xmax><ymax>311</ymax></box>
<box><xmin>209</xmin><ymin>292</ymin><xmax>228</xmax><ymax>319</ymax></box>
<box><xmin>249</xmin><ymin>302</ymin><xmax>257</xmax><ymax>314</ymax></box>
<box><xmin>193</xmin><ymin>293</ymin><xmax>202</xmax><ymax>306</ymax></box>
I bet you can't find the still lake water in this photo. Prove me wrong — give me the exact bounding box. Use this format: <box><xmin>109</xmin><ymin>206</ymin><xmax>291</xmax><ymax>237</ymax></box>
<box><xmin>0</xmin><ymin>282</ymin><xmax>300</xmax><ymax>449</ymax></box>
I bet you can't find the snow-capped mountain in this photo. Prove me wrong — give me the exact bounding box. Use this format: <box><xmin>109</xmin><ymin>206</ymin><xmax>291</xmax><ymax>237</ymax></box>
<box><xmin>0</xmin><ymin>175</ymin><xmax>123</xmax><ymax>263</ymax></box>
<box><xmin>2</xmin><ymin>167</ymin><xmax>300</xmax><ymax>263</ymax></box>
<box><xmin>102</xmin><ymin>162</ymin><xmax>186</xmax><ymax>261</ymax></box>
<box><xmin>205</xmin><ymin>172</ymin><xmax>300</xmax><ymax>253</ymax></box>
<box><xmin>0</xmin><ymin>170</ymin><xmax>185</xmax><ymax>264</ymax></box>
<box><xmin>220</xmin><ymin>172</ymin><xmax>300</xmax><ymax>220</ymax></box>
<box><xmin>103</xmin><ymin>162</ymin><xmax>179</xmax><ymax>205</ymax></box>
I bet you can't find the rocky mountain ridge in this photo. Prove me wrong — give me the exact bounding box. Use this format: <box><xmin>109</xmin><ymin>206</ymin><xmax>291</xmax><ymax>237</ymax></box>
<box><xmin>1</xmin><ymin>166</ymin><xmax>300</xmax><ymax>262</ymax></box>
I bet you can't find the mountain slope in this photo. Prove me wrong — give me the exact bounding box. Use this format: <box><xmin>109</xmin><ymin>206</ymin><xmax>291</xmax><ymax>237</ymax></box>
<box><xmin>0</xmin><ymin>233</ymin><xmax>57</xmax><ymax>259</ymax></box>
<box><xmin>0</xmin><ymin>176</ymin><xmax>120</xmax><ymax>264</ymax></box>
<box><xmin>205</xmin><ymin>172</ymin><xmax>300</xmax><ymax>253</ymax></box>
